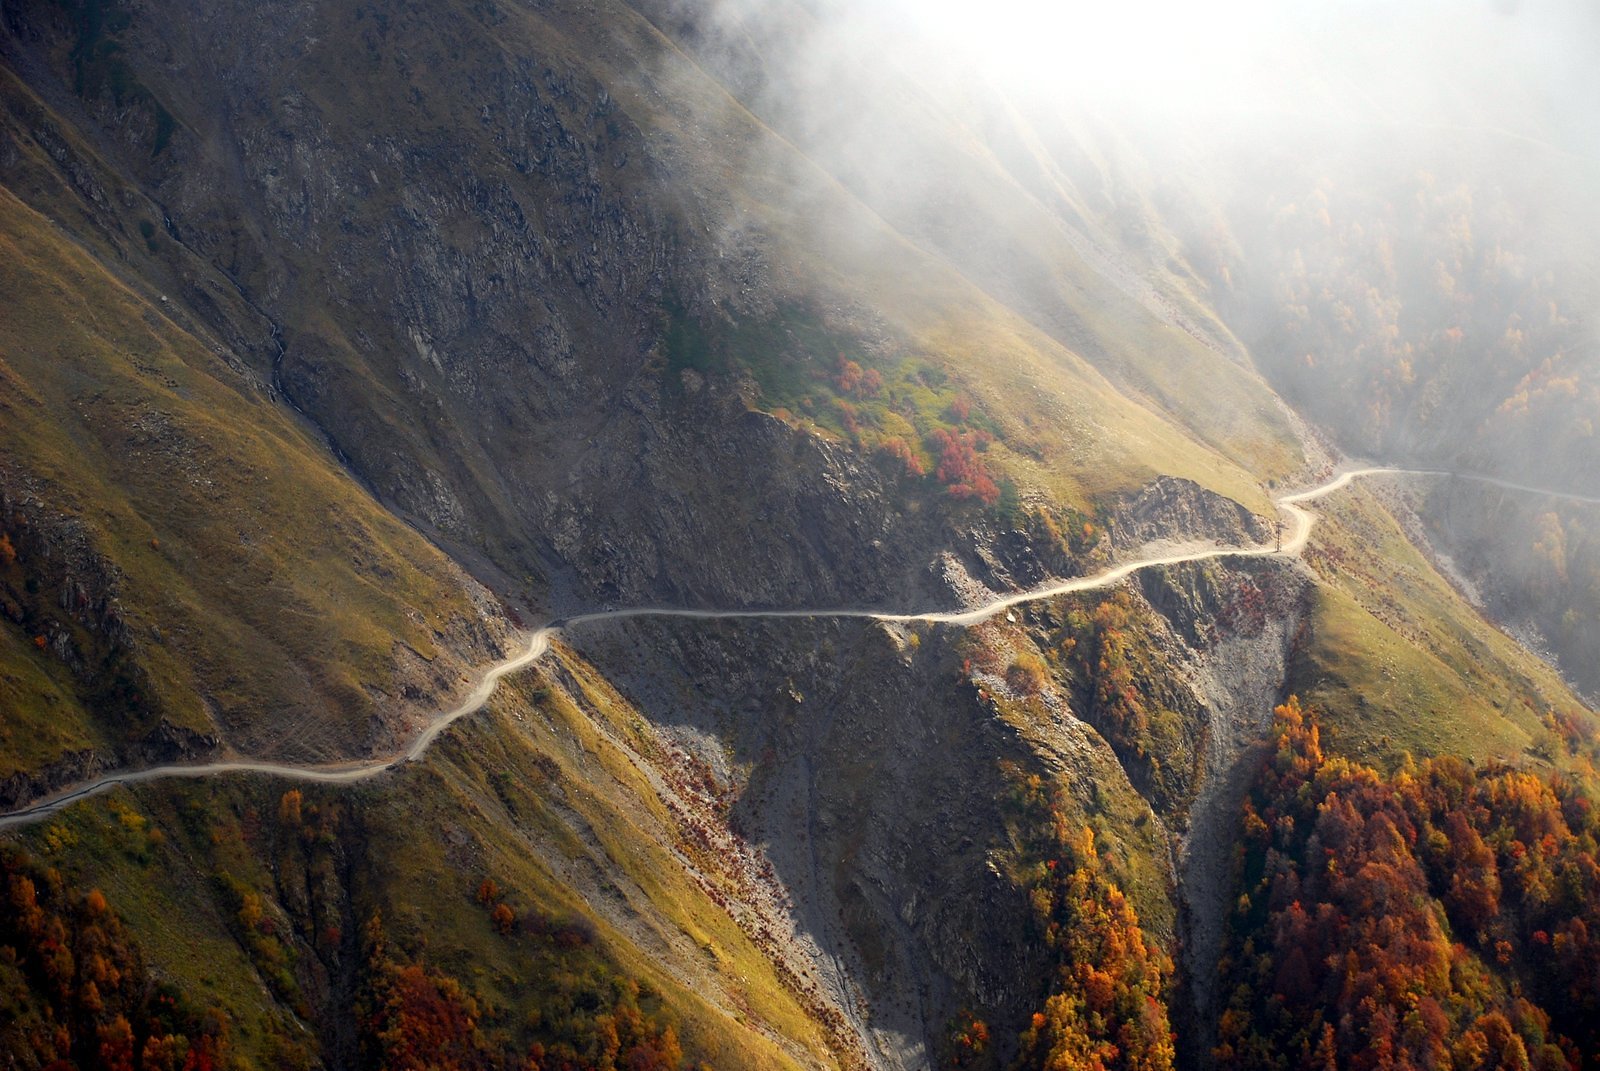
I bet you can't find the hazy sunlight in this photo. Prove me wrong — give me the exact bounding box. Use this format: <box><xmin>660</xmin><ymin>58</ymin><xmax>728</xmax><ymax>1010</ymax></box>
<box><xmin>896</xmin><ymin>0</ymin><xmax>1287</xmax><ymax>104</ymax></box>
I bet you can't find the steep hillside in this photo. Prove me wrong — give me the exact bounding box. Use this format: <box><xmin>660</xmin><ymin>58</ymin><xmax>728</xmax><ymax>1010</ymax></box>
<box><xmin>0</xmin><ymin>181</ymin><xmax>512</xmax><ymax>803</ymax></box>
<box><xmin>1</xmin><ymin>658</ymin><xmax>841</xmax><ymax>1069</ymax></box>
<box><xmin>0</xmin><ymin>0</ymin><xmax>1313</xmax><ymax>1063</ymax></box>
<box><xmin>627</xmin><ymin>0</ymin><xmax>1299</xmax><ymax>484</ymax></box>
<box><xmin>2</xmin><ymin>551</ymin><xmax>1314</xmax><ymax>1069</ymax></box>
<box><xmin>2</xmin><ymin>0</ymin><xmax>1301</xmax><ymax>617</ymax></box>
<box><xmin>1189</xmin><ymin>131</ymin><xmax>1600</xmax><ymax>484</ymax></box>
<box><xmin>4</xmin><ymin>1</ymin><xmax>1600</xmax><ymax>1070</ymax></box>
<box><xmin>1289</xmin><ymin>482</ymin><xmax>1587</xmax><ymax>767</ymax></box>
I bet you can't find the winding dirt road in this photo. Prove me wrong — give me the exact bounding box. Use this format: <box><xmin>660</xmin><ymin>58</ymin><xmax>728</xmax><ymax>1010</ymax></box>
<box><xmin>0</xmin><ymin>465</ymin><xmax>1584</xmax><ymax>830</ymax></box>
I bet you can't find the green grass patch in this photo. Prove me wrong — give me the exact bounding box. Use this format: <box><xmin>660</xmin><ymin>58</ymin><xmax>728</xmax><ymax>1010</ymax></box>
<box><xmin>661</xmin><ymin>298</ymin><xmax>1023</xmax><ymax>508</ymax></box>
<box><xmin>1294</xmin><ymin>487</ymin><xmax>1588</xmax><ymax>769</ymax></box>
<box><xmin>395</xmin><ymin>662</ymin><xmax>834</xmax><ymax>1067</ymax></box>
<box><xmin>0</xmin><ymin>625</ymin><xmax>99</xmax><ymax>780</ymax></box>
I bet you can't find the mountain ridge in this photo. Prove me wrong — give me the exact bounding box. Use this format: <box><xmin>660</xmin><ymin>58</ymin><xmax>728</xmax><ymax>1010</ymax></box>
<box><xmin>3</xmin><ymin>0</ymin><xmax>1600</xmax><ymax>1067</ymax></box>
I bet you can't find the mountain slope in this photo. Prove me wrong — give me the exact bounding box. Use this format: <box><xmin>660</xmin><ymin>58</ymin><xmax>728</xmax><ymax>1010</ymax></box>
<box><xmin>0</xmin><ymin>182</ymin><xmax>511</xmax><ymax>799</ymax></box>
<box><xmin>3</xmin><ymin>0</ymin><xmax>1300</xmax><ymax>616</ymax></box>
<box><xmin>3</xmin><ymin>1</ymin><xmax>1600</xmax><ymax>1070</ymax></box>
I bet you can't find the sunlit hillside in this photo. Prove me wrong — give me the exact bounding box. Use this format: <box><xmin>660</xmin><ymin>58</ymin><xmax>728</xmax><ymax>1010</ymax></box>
<box><xmin>2</xmin><ymin>0</ymin><xmax>1599</xmax><ymax>1068</ymax></box>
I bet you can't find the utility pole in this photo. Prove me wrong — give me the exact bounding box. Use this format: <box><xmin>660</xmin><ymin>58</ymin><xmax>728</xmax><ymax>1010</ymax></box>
<box><xmin>1275</xmin><ymin>519</ymin><xmax>1284</xmax><ymax>553</ymax></box>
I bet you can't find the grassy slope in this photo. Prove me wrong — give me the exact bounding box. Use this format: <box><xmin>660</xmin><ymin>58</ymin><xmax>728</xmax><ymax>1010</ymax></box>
<box><xmin>396</xmin><ymin>678</ymin><xmax>833</xmax><ymax>1068</ymax></box>
<box><xmin>8</xmin><ymin>644</ymin><xmax>846</xmax><ymax>1069</ymax></box>
<box><xmin>12</xmin><ymin>788</ymin><xmax>303</xmax><ymax>1059</ymax></box>
<box><xmin>303</xmin><ymin>0</ymin><xmax>1298</xmax><ymax>516</ymax></box>
<box><xmin>0</xmin><ymin>184</ymin><xmax>490</xmax><ymax>769</ymax></box>
<box><xmin>617</xmin><ymin>0</ymin><xmax>1300</xmax><ymax>491</ymax></box>
<box><xmin>1293</xmin><ymin>485</ymin><xmax>1589</xmax><ymax>768</ymax></box>
<box><xmin>551</xmin><ymin>0</ymin><xmax>1299</xmax><ymax>514</ymax></box>
<box><xmin>0</xmin><ymin>623</ymin><xmax>99</xmax><ymax>776</ymax></box>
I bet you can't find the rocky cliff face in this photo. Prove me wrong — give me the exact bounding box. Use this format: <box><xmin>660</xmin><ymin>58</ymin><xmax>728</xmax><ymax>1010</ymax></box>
<box><xmin>1132</xmin><ymin>560</ymin><xmax>1311</xmax><ymax>1059</ymax></box>
<box><xmin>2</xmin><ymin>0</ymin><xmax>1285</xmax><ymax>623</ymax></box>
<box><xmin>566</xmin><ymin>613</ymin><xmax>1055</xmax><ymax>1069</ymax></box>
<box><xmin>5</xmin><ymin>0</ymin><xmax>876</xmax><ymax>610</ymax></box>
<box><xmin>560</xmin><ymin>548</ymin><xmax>1310</xmax><ymax>1069</ymax></box>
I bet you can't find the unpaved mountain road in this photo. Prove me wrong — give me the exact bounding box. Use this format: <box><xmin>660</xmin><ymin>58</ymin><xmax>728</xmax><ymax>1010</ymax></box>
<box><xmin>0</xmin><ymin>465</ymin><xmax>1586</xmax><ymax>830</ymax></box>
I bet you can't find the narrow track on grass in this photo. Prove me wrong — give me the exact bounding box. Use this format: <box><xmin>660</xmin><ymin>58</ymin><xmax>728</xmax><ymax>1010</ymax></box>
<box><xmin>0</xmin><ymin>465</ymin><xmax>1580</xmax><ymax>829</ymax></box>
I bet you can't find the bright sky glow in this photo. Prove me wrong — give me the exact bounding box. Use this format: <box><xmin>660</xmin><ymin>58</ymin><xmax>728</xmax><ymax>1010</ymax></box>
<box><xmin>891</xmin><ymin>0</ymin><xmax>1291</xmax><ymax>106</ymax></box>
<box><xmin>874</xmin><ymin>0</ymin><xmax>1590</xmax><ymax>143</ymax></box>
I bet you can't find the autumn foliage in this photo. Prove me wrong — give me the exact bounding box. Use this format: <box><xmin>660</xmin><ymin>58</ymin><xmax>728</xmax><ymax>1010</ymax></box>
<box><xmin>366</xmin><ymin>957</ymin><xmax>489</xmax><ymax>1071</ymax></box>
<box><xmin>1005</xmin><ymin>653</ymin><xmax>1048</xmax><ymax>697</ymax></box>
<box><xmin>875</xmin><ymin>436</ymin><xmax>928</xmax><ymax>478</ymax></box>
<box><xmin>930</xmin><ymin>428</ymin><xmax>1000</xmax><ymax>506</ymax></box>
<box><xmin>361</xmin><ymin>936</ymin><xmax>690</xmax><ymax>1071</ymax></box>
<box><xmin>947</xmin><ymin>1013</ymin><xmax>991</xmax><ymax>1068</ymax></box>
<box><xmin>708</xmin><ymin>313</ymin><xmax>1013</xmax><ymax>513</ymax></box>
<box><xmin>1050</xmin><ymin>592</ymin><xmax>1197</xmax><ymax>812</ymax></box>
<box><xmin>1003</xmin><ymin>769</ymin><xmax>1176</xmax><ymax>1071</ymax></box>
<box><xmin>276</xmin><ymin>788</ymin><xmax>302</xmax><ymax>827</ymax></box>
<box><xmin>834</xmin><ymin>357</ymin><xmax>883</xmax><ymax>399</ymax></box>
<box><xmin>1061</xmin><ymin>596</ymin><xmax>1151</xmax><ymax>750</ymax></box>
<box><xmin>1216</xmin><ymin>697</ymin><xmax>1600</xmax><ymax>1070</ymax></box>
<box><xmin>341</xmin><ymin>878</ymin><xmax>698</xmax><ymax>1070</ymax></box>
<box><xmin>0</xmin><ymin>847</ymin><xmax>233</xmax><ymax>1069</ymax></box>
